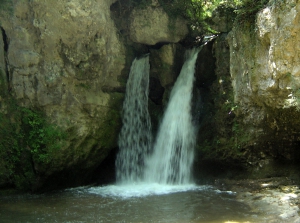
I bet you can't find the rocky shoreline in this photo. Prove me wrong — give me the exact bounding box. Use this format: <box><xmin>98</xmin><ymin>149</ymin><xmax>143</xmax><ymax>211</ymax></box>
<box><xmin>216</xmin><ymin>178</ymin><xmax>300</xmax><ymax>222</ymax></box>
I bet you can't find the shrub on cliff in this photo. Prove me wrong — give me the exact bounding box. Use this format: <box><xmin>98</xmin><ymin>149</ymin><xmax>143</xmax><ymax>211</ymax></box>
<box><xmin>157</xmin><ymin>0</ymin><xmax>269</xmax><ymax>33</ymax></box>
<box><xmin>0</xmin><ymin>0</ymin><xmax>12</xmax><ymax>13</ymax></box>
<box><xmin>0</xmin><ymin>77</ymin><xmax>66</xmax><ymax>190</ymax></box>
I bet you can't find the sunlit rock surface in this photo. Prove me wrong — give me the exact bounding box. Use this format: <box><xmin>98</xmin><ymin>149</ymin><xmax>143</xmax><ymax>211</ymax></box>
<box><xmin>0</xmin><ymin>0</ymin><xmax>125</xmax><ymax>190</ymax></box>
<box><xmin>219</xmin><ymin>178</ymin><xmax>300</xmax><ymax>222</ymax></box>
<box><xmin>227</xmin><ymin>0</ymin><xmax>300</xmax><ymax>161</ymax></box>
<box><xmin>229</xmin><ymin>1</ymin><xmax>300</xmax><ymax>110</ymax></box>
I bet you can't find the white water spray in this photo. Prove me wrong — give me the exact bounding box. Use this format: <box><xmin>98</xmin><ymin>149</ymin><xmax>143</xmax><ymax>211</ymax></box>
<box><xmin>116</xmin><ymin>48</ymin><xmax>200</xmax><ymax>188</ymax></box>
<box><xmin>144</xmin><ymin>48</ymin><xmax>200</xmax><ymax>184</ymax></box>
<box><xmin>116</xmin><ymin>55</ymin><xmax>152</xmax><ymax>184</ymax></box>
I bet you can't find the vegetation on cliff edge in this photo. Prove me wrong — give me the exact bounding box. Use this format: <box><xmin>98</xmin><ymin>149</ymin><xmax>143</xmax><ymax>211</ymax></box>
<box><xmin>157</xmin><ymin>0</ymin><xmax>269</xmax><ymax>33</ymax></box>
<box><xmin>0</xmin><ymin>72</ymin><xmax>66</xmax><ymax>190</ymax></box>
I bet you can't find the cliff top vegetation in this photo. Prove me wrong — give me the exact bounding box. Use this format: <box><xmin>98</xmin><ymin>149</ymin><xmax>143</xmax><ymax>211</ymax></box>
<box><xmin>157</xmin><ymin>0</ymin><xmax>269</xmax><ymax>33</ymax></box>
<box><xmin>0</xmin><ymin>0</ymin><xmax>270</xmax><ymax>33</ymax></box>
<box><xmin>0</xmin><ymin>0</ymin><xmax>12</xmax><ymax>13</ymax></box>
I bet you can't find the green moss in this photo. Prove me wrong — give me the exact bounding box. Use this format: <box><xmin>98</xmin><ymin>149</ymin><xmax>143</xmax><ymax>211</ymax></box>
<box><xmin>156</xmin><ymin>0</ymin><xmax>275</xmax><ymax>34</ymax></box>
<box><xmin>21</xmin><ymin>107</ymin><xmax>66</xmax><ymax>164</ymax></box>
<box><xmin>0</xmin><ymin>0</ymin><xmax>13</xmax><ymax>14</ymax></box>
<box><xmin>234</xmin><ymin>0</ymin><xmax>269</xmax><ymax>24</ymax></box>
<box><xmin>75</xmin><ymin>83</ymin><xmax>91</xmax><ymax>90</ymax></box>
<box><xmin>197</xmin><ymin>122</ymin><xmax>250</xmax><ymax>161</ymax></box>
<box><xmin>0</xmin><ymin>92</ymin><xmax>66</xmax><ymax>190</ymax></box>
<box><xmin>99</xmin><ymin>110</ymin><xmax>121</xmax><ymax>148</ymax></box>
<box><xmin>98</xmin><ymin>92</ymin><xmax>124</xmax><ymax>149</ymax></box>
<box><xmin>196</xmin><ymin>69</ymin><xmax>250</xmax><ymax>161</ymax></box>
<box><xmin>0</xmin><ymin>105</ymin><xmax>65</xmax><ymax>189</ymax></box>
<box><xmin>264</xmin><ymin>107</ymin><xmax>300</xmax><ymax>144</ymax></box>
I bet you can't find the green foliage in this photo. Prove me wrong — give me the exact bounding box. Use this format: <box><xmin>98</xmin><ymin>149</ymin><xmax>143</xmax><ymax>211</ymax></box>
<box><xmin>21</xmin><ymin>108</ymin><xmax>66</xmax><ymax>163</ymax></box>
<box><xmin>75</xmin><ymin>83</ymin><xmax>91</xmax><ymax>90</ymax></box>
<box><xmin>130</xmin><ymin>0</ymin><xmax>150</xmax><ymax>8</ymax></box>
<box><xmin>0</xmin><ymin>95</ymin><xmax>66</xmax><ymax>189</ymax></box>
<box><xmin>231</xmin><ymin>120</ymin><xmax>250</xmax><ymax>149</ymax></box>
<box><xmin>198</xmin><ymin>120</ymin><xmax>249</xmax><ymax>160</ymax></box>
<box><xmin>157</xmin><ymin>0</ymin><xmax>269</xmax><ymax>34</ymax></box>
<box><xmin>98</xmin><ymin>93</ymin><xmax>124</xmax><ymax>148</ymax></box>
<box><xmin>115</xmin><ymin>0</ymin><xmax>151</xmax><ymax>11</ymax></box>
<box><xmin>158</xmin><ymin>0</ymin><xmax>221</xmax><ymax>32</ymax></box>
<box><xmin>114</xmin><ymin>0</ymin><xmax>270</xmax><ymax>34</ymax></box>
<box><xmin>196</xmin><ymin>67</ymin><xmax>250</xmax><ymax>160</ymax></box>
<box><xmin>197</xmin><ymin>139</ymin><xmax>214</xmax><ymax>154</ymax></box>
<box><xmin>0</xmin><ymin>0</ymin><xmax>13</xmax><ymax>14</ymax></box>
<box><xmin>99</xmin><ymin>110</ymin><xmax>121</xmax><ymax>148</ymax></box>
<box><xmin>234</xmin><ymin>0</ymin><xmax>269</xmax><ymax>24</ymax></box>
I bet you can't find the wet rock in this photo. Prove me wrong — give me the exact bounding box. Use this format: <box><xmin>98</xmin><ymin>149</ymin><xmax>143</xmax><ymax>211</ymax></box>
<box><xmin>219</xmin><ymin>178</ymin><xmax>300</xmax><ymax>222</ymax></box>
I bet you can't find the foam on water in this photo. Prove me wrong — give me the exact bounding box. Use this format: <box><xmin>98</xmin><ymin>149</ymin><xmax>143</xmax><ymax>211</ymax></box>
<box><xmin>86</xmin><ymin>184</ymin><xmax>211</xmax><ymax>199</ymax></box>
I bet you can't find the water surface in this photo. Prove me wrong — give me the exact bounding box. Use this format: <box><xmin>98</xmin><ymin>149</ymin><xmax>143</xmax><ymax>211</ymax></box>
<box><xmin>0</xmin><ymin>184</ymin><xmax>263</xmax><ymax>223</ymax></box>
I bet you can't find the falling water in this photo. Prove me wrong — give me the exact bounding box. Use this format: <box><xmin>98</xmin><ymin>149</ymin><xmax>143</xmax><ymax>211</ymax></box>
<box><xmin>116</xmin><ymin>55</ymin><xmax>152</xmax><ymax>184</ymax></box>
<box><xmin>144</xmin><ymin>48</ymin><xmax>200</xmax><ymax>184</ymax></box>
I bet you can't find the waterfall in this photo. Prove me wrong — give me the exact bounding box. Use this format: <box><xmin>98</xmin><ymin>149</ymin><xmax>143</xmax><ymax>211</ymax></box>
<box><xmin>116</xmin><ymin>48</ymin><xmax>200</xmax><ymax>186</ymax></box>
<box><xmin>116</xmin><ymin>55</ymin><xmax>152</xmax><ymax>184</ymax></box>
<box><xmin>144</xmin><ymin>48</ymin><xmax>200</xmax><ymax>184</ymax></box>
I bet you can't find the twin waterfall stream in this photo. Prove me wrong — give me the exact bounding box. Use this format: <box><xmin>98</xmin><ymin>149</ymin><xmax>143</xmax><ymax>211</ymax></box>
<box><xmin>1</xmin><ymin>47</ymin><xmax>271</xmax><ymax>223</ymax></box>
<box><xmin>116</xmin><ymin>48</ymin><xmax>200</xmax><ymax>186</ymax></box>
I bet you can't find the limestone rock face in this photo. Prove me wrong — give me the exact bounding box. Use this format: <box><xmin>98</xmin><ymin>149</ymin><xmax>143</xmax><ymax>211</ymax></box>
<box><xmin>129</xmin><ymin>7</ymin><xmax>189</xmax><ymax>45</ymax></box>
<box><xmin>0</xmin><ymin>0</ymin><xmax>125</xmax><ymax>190</ymax></box>
<box><xmin>228</xmin><ymin>0</ymin><xmax>300</xmax><ymax>160</ymax></box>
<box><xmin>229</xmin><ymin>1</ymin><xmax>300</xmax><ymax>110</ymax></box>
<box><xmin>150</xmin><ymin>44</ymin><xmax>183</xmax><ymax>88</ymax></box>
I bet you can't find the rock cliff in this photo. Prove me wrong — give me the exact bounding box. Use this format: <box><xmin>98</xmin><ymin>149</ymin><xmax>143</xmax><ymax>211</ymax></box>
<box><xmin>0</xmin><ymin>0</ymin><xmax>126</xmax><ymax>191</ymax></box>
<box><xmin>4</xmin><ymin>0</ymin><xmax>300</xmax><ymax>191</ymax></box>
<box><xmin>228</xmin><ymin>0</ymin><xmax>300</xmax><ymax>161</ymax></box>
<box><xmin>0</xmin><ymin>0</ymin><xmax>190</xmax><ymax>191</ymax></box>
<box><xmin>188</xmin><ymin>0</ymin><xmax>300</xmax><ymax>182</ymax></box>
<box><xmin>196</xmin><ymin>0</ymin><xmax>300</xmax><ymax>180</ymax></box>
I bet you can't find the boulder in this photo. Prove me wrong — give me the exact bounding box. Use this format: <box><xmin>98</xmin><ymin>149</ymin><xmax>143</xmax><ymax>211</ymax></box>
<box><xmin>129</xmin><ymin>6</ymin><xmax>189</xmax><ymax>45</ymax></box>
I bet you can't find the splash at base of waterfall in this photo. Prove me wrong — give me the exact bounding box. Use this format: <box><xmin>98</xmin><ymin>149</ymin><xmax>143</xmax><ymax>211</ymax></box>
<box><xmin>87</xmin><ymin>183</ymin><xmax>209</xmax><ymax>198</ymax></box>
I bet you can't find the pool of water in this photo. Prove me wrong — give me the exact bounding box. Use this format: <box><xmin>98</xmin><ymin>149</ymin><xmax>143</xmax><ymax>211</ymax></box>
<box><xmin>0</xmin><ymin>184</ymin><xmax>264</xmax><ymax>223</ymax></box>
